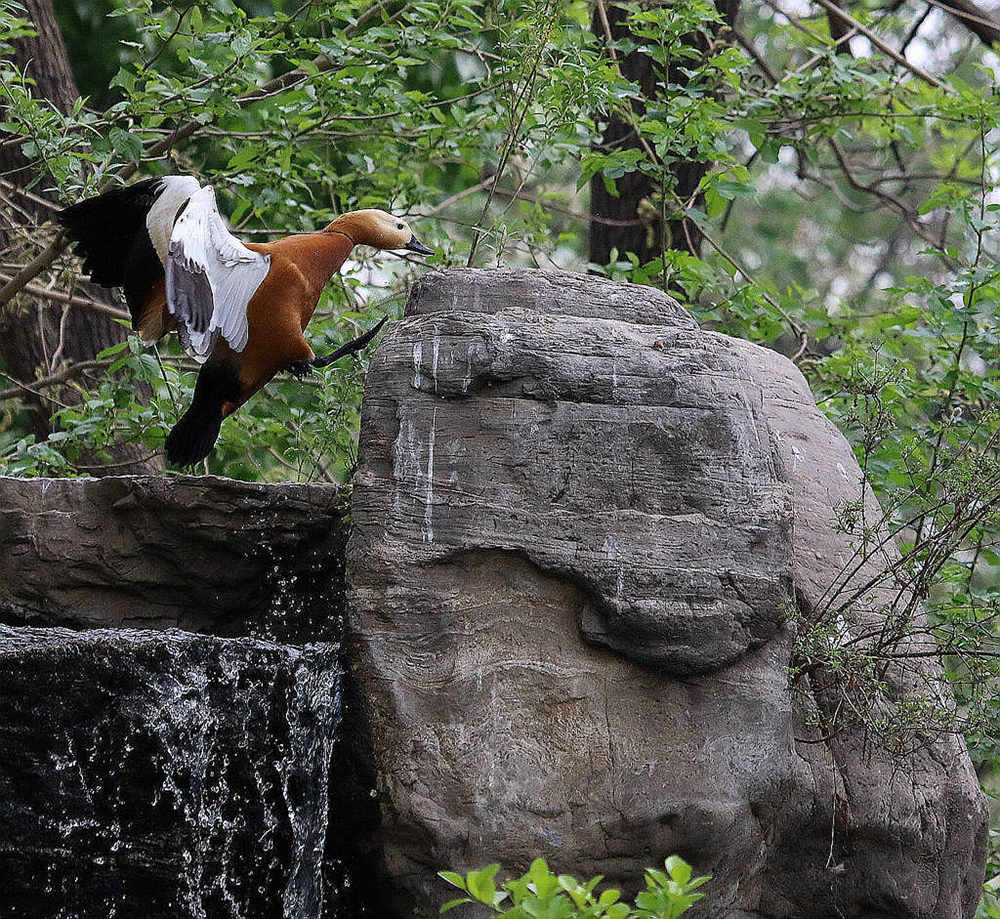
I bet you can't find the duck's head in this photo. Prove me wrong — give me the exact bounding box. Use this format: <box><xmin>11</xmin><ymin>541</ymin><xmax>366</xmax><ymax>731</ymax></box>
<box><xmin>325</xmin><ymin>209</ymin><xmax>434</xmax><ymax>256</ymax></box>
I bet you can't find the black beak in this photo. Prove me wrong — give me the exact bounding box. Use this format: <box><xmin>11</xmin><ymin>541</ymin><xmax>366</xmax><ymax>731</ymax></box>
<box><xmin>404</xmin><ymin>235</ymin><xmax>434</xmax><ymax>256</ymax></box>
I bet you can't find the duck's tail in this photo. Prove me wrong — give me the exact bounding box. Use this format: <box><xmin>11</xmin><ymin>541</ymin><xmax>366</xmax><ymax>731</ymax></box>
<box><xmin>57</xmin><ymin>178</ymin><xmax>164</xmax><ymax>288</ymax></box>
<box><xmin>165</xmin><ymin>362</ymin><xmax>242</xmax><ymax>467</ymax></box>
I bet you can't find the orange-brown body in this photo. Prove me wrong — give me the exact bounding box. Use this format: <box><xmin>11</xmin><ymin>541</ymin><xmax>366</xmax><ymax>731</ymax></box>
<box><xmin>142</xmin><ymin>227</ymin><xmax>356</xmax><ymax>418</ymax></box>
<box><xmin>59</xmin><ymin>182</ymin><xmax>428</xmax><ymax>466</ymax></box>
<box><xmin>222</xmin><ymin>230</ymin><xmax>354</xmax><ymax>417</ymax></box>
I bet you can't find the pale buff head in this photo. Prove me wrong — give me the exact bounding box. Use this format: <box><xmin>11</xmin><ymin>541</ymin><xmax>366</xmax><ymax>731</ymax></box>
<box><xmin>324</xmin><ymin>209</ymin><xmax>433</xmax><ymax>255</ymax></box>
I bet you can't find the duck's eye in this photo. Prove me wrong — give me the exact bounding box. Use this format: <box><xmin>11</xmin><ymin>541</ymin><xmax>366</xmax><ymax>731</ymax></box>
<box><xmin>396</xmin><ymin>222</ymin><xmax>404</xmax><ymax>230</ymax></box>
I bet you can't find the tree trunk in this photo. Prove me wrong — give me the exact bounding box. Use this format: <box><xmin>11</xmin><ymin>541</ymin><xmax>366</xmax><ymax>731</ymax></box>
<box><xmin>588</xmin><ymin>0</ymin><xmax>740</xmax><ymax>266</ymax></box>
<box><xmin>0</xmin><ymin>0</ymin><xmax>163</xmax><ymax>472</ymax></box>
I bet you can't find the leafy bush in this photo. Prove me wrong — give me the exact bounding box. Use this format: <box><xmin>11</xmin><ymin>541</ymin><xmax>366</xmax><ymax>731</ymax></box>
<box><xmin>438</xmin><ymin>855</ymin><xmax>709</xmax><ymax>919</ymax></box>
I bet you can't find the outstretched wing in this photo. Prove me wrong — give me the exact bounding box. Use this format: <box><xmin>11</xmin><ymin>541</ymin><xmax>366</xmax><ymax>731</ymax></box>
<box><xmin>165</xmin><ymin>185</ymin><xmax>270</xmax><ymax>362</ymax></box>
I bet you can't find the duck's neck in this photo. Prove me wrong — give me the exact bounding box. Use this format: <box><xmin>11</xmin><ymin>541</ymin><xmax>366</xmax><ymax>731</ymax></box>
<box><xmin>276</xmin><ymin>230</ymin><xmax>356</xmax><ymax>301</ymax></box>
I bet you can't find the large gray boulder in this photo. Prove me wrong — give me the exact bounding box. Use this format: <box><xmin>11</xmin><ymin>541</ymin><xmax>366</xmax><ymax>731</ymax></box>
<box><xmin>346</xmin><ymin>268</ymin><xmax>987</xmax><ymax>918</ymax></box>
<box><xmin>0</xmin><ymin>268</ymin><xmax>987</xmax><ymax>919</ymax></box>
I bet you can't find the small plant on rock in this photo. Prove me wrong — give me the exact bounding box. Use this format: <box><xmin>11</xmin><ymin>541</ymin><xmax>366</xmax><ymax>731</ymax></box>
<box><xmin>439</xmin><ymin>855</ymin><xmax>709</xmax><ymax>918</ymax></box>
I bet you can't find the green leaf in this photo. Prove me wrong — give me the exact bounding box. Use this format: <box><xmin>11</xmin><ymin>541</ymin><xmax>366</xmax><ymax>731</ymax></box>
<box><xmin>96</xmin><ymin>342</ymin><xmax>129</xmax><ymax>360</ymax></box>
<box><xmin>645</xmin><ymin>867</ymin><xmax>669</xmax><ymax>889</ymax></box>
<box><xmin>527</xmin><ymin>858</ymin><xmax>559</xmax><ymax>900</ymax></box>
<box><xmin>597</xmin><ymin>888</ymin><xmax>620</xmax><ymax>907</ymax></box>
<box><xmin>664</xmin><ymin>855</ymin><xmax>692</xmax><ymax>885</ymax></box>
<box><xmin>466</xmin><ymin>865</ymin><xmax>500</xmax><ymax>905</ymax></box>
<box><xmin>438</xmin><ymin>871</ymin><xmax>467</xmax><ymax>891</ymax></box>
<box><xmin>440</xmin><ymin>898</ymin><xmax>473</xmax><ymax>913</ymax></box>
<box><xmin>108</xmin><ymin>127</ymin><xmax>142</xmax><ymax>163</ymax></box>
<box><xmin>232</xmin><ymin>29</ymin><xmax>253</xmax><ymax>56</ymax></box>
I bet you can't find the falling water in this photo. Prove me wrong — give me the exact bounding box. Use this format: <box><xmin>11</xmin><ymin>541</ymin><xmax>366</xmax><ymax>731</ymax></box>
<box><xmin>0</xmin><ymin>627</ymin><xmax>359</xmax><ymax>919</ymax></box>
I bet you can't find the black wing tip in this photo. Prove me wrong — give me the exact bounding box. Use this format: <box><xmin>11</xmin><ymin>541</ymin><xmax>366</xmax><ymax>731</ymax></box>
<box><xmin>58</xmin><ymin>178</ymin><xmax>168</xmax><ymax>289</ymax></box>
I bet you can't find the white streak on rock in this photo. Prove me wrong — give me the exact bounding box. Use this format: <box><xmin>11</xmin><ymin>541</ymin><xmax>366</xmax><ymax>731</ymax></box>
<box><xmin>432</xmin><ymin>324</ymin><xmax>440</xmax><ymax>394</ymax></box>
<box><xmin>392</xmin><ymin>416</ymin><xmax>420</xmax><ymax>514</ymax></box>
<box><xmin>463</xmin><ymin>348</ymin><xmax>473</xmax><ymax>393</ymax></box>
<box><xmin>423</xmin><ymin>408</ymin><xmax>437</xmax><ymax>543</ymax></box>
<box><xmin>412</xmin><ymin>341</ymin><xmax>423</xmax><ymax>389</ymax></box>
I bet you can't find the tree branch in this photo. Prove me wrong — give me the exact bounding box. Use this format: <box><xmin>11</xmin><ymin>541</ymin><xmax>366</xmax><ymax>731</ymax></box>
<box><xmin>0</xmin><ymin>231</ymin><xmax>67</xmax><ymax>308</ymax></box>
<box><xmin>810</xmin><ymin>0</ymin><xmax>947</xmax><ymax>89</ymax></box>
<box><xmin>0</xmin><ymin>358</ymin><xmax>110</xmax><ymax>402</ymax></box>
<box><xmin>730</xmin><ymin>27</ymin><xmax>780</xmax><ymax>83</ymax></box>
<box><xmin>0</xmin><ymin>273</ymin><xmax>129</xmax><ymax>320</ymax></box>
<box><xmin>922</xmin><ymin>0</ymin><xmax>1000</xmax><ymax>47</ymax></box>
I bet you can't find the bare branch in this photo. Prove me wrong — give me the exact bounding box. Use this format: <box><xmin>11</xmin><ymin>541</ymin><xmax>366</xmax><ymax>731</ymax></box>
<box><xmin>810</xmin><ymin>0</ymin><xmax>947</xmax><ymax>89</ymax></box>
<box><xmin>0</xmin><ymin>273</ymin><xmax>129</xmax><ymax>320</ymax></box>
<box><xmin>0</xmin><ymin>231</ymin><xmax>67</xmax><ymax>308</ymax></box>
<box><xmin>0</xmin><ymin>358</ymin><xmax>110</xmax><ymax>402</ymax></box>
<box><xmin>922</xmin><ymin>0</ymin><xmax>1000</xmax><ymax>47</ymax></box>
<box><xmin>730</xmin><ymin>27</ymin><xmax>780</xmax><ymax>84</ymax></box>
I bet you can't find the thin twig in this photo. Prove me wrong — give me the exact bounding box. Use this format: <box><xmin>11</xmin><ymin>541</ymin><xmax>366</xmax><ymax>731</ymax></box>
<box><xmin>696</xmin><ymin>221</ymin><xmax>805</xmax><ymax>338</ymax></box>
<box><xmin>810</xmin><ymin>0</ymin><xmax>947</xmax><ymax>89</ymax></box>
<box><xmin>0</xmin><ymin>273</ymin><xmax>129</xmax><ymax>319</ymax></box>
<box><xmin>731</xmin><ymin>27</ymin><xmax>780</xmax><ymax>84</ymax></box>
<box><xmin>467</xmin><ymin>6</ymin><xmax>555</xmax><ymax>265</ymax></box>
<box><xmin>74</xmin><ymin>451</ymin><xmax>164</xmax><ymax>470</ymax></box>
<box><xmin>141</xmin><ymin>4</ymin><xmax>195</xmax><ymax>72</ymax></box>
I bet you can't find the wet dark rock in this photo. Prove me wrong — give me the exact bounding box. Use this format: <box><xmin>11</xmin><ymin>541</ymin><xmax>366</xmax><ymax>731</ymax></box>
<box><xmin>346</xmin><ymin>268</ymin><xmax>988</xmax><ymax>919</ymax></box>
<box><xmin>0</xmin><ymin>626</ymin><xmax>377</xmax><ymax>919</ymax></box>
<box><xmin>0</xmin><ymin>475</ymin><xmax>348</xmax><ymax>641</ymax></box>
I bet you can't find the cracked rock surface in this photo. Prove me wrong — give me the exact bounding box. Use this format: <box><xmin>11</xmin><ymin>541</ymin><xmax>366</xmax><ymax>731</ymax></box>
<box><xmin>0</xmin><ymin>475</ymin><xmax>348</xmax><ymax>640</ymax></box>
<box><xmin>347</xmin><ymin>268</ymin><xmax>987</xmax><ymax>918</ymax></box>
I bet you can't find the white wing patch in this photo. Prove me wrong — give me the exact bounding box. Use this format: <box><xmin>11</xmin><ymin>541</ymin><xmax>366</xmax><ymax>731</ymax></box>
<box><xmin>165</xmin><ymin>185</ymin><xmax>270</xmax><ymax>362</ymax></box>
<box><xmin>146</xmin><ymin>175</ymin><xmax>200</xmax><ymax>264</ymax></box>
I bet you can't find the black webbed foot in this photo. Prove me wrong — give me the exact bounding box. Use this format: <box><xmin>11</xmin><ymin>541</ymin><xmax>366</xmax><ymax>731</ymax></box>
<box><xmin>311</xmin><ymin>316</ymin><xmax>389</xmax><ymax>370</ymax></box>
<box><xmin>287</xmin><ymin>360</ymin><xmax>315</xmax><ymax>380</ymax></box>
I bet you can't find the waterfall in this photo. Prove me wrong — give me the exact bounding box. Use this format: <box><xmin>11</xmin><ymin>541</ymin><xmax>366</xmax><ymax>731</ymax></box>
<box><xmin>0</xmin><ymin>627</ymin><xmax>354</xmax><ymax>919</ymax></box>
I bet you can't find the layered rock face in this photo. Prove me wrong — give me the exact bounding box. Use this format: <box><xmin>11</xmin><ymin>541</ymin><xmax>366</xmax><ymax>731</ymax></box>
<box><xmin>0</xmin><ymin>475</ymin><xmax>348</xmax><ymax>639</ymax></box>
<box><xmin>347</xmin><ymin>269</ymin><xmax>988</xmax><ymax>918</ymax></box>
